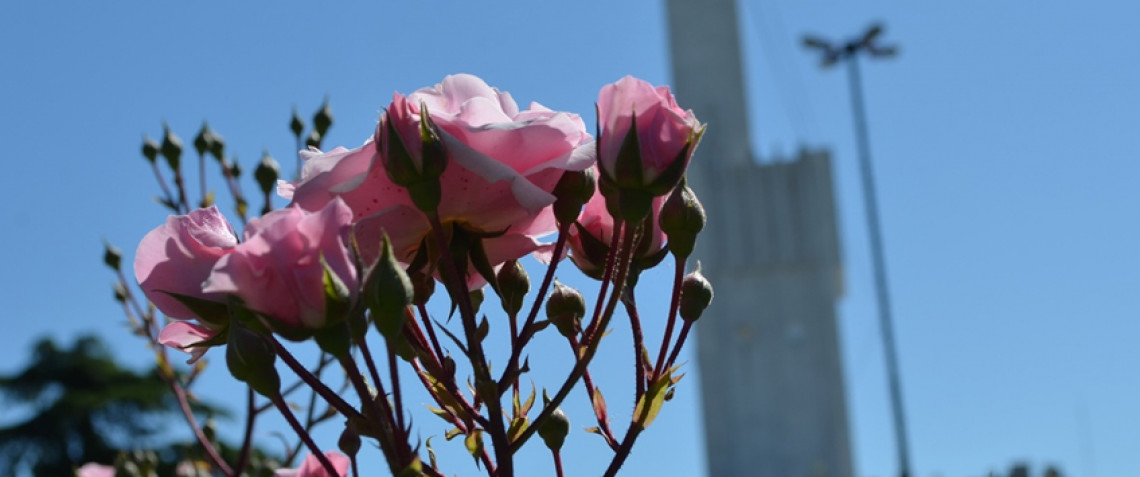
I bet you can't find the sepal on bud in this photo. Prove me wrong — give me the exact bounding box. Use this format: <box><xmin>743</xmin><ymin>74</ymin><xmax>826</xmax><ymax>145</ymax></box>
<box><xmin>254</xmin><ymin>152</ymin><xmax>280</xmax><ymax>195</ymax></box>
<box><xmin>141</xmin><ymin>135</ymin><xmax>159</xmax><ymax>164</ymax></box>
<box><xmin>538</xmin><ymin>390</ymin><xmax>571</xmax><ymax>451</ymax></box>
<box><xmin>366</xmin><ymin>234</ymin><xmax>413</xmax><ymax>339</ymax></box>
<box><xmin>225</xmin><ymin>320</ymin><xmax>281</xmax><ymax>398</ymax></box>
<box><xmin>161</xmin><ymin>124</ymin><xmax>183</xmax><ymax>171</ymax></box>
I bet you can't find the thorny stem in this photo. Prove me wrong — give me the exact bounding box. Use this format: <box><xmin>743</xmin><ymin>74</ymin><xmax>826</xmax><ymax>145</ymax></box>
<box><xmin>653</xmin><ymin>256</ymin><xmax>685</xmax><ymax>380</ymax></box>
<box><xmin>269</xmin><ymin>338</ymin><xmax>365</xmax><ymax>422</ymax></box>
<box><xmin>410</xmin><ymin>360</ymin><xmax>497</xmax><ymax>473</ymax></box>
<box><xmin>417</xmin><ymin>303</ymin><xmax>447</xmax><ymax>366</ymax></box>
<box><xmin>510</xmin><ymin>222</ymin><xmax>636</xmax><ymax>453</ymax></box>
<box><xmin>567</xmin><ymin>336</ymin><xmax>618</xmax><ymax>450</ymax></box>
<box><xmin>428</xmin><ymin>213</ymin><xmax>511</xmax><ymax>476</ymax></box>
<box><xmin>665</xmin><ymin>321</ymin><xmax>695</xmax><ymax>373</ymax></box>
<box><xmin>169</xmin><ymin>373</ymin><xmax>234</xmax><ymax>476</ymax></box>
<box><xmin>624</xmin><ymin>290</ymin><xmax>647</xmax><ymax>401</ymax></box>
<box><xmin>387</xmin><ymin>345</ymin><xmax>407</xmax><ymax>440</ymax></box>
<box><xmin>234</xmin><ymin>387</ymin><xmax>256</xmax><ymax>476</ymax></box>
<box><xmin>583</xmin><ymin>221</ymin><xmax>625</xmax><ymax>342</ymax></box>
<box><xmin>273</xmin><ymin>395</ymin><xmax>339</xmax><ymax>476</ymax></box>
<box><xmin>603</xmin><ymin>424</ymin><xmax>644</xmax><ymax>477</ymax></box>
<box><xmin>114</xmin><ymin>270</ymin><xmax>233</xmax><ymax>476</ymax></box>
<box><xmin>338</xmin><ymin>350</ymin><xmax>406</xmax><ymax>473</ymax></box>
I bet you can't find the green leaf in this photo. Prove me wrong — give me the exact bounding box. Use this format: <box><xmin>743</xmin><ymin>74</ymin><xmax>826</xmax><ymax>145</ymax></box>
<box><xmin>632</xmin><ymin>370</ymin><xmax>673</xmax><ymax>430</ymax></box>
<box><xmin>159</xmin><ymin>290</ymin><xmax>229</xmax><ymax>327</ymax></box>
<box><xmin>426</xmin><ymin>437</ymin><xmax>438</xmax><ymax>470</ymax></box>
<box><xmin>507</xmin><ymin>416</ymin><xmax>528</xmax><ymax>443</ymax></box>
<box><xmin>444</xmin><ymin>427</ymin><xmax>463</xmax><ymax>441</ymax></box>
<box><xmin>464</xmin><ymin>429</ymin><xmax>484</xmax><ymax>466</ymax></box>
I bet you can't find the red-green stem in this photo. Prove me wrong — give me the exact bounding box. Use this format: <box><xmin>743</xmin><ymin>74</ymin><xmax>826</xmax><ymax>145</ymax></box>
<box><xmin>498</xmin><ymin>222</ymin><xmax>571</xmax><ymax>394</ymax></box>
<box><xmin>149</xmin><ymin>162</ymin><xmax>176</xmax><ymax>211</ymax></box>
<box><xmin>234</xmin><ymin>387</ymin><xmax>256</xmax><ymax>475</ymax></box>
<box><xmin>566</xmin><ymin>336</ymin><xmax>618</xmax><ymax>450</ymax></box>
<box><xmin>410</xmin><ymin>360</ymin><xmax>497</xmax><ymax>473</ymax></box>
<box><xmin>115</xmin><ymin>270</ymin><xmax>233</xmax><ymax>476</ymax></box>
<box><xmin>603</xmin><ymin>425</ymin><xmax>644</xmax><ymax>477</ymax></box>
<box><xmin>272</xmin><ymin>395</ymin><xmax>338</xmax><ymax>476</ymax></box>
<box><xmin>198</xmin><ymin>152</ymin><xmax>207</xmax><ymax>205</ymax></box>
<box><xmin>552</xmin><ymin>450</ymin><xmax>566</xmax><ymax>477</ymax></box>
<box><xmin>623</xmin><ymin>291</ymin><xmax>647</xmax><ymax>401</ymax></box>
<box><xmin>653</xmin><ymin>256</ymin><xmax>685</xmax><ymax>380</ymax></box>
<box><xmin>583</xmin><ymin>221</ymin><xmax>625</xmax><ymax>342</ymax></box>
<box><xmin>172</xmin><ymin>167</ymin><xmax>190</xmax><ymax>213</ymax></box>
<box><xmin>387</xmin><ymin>345</ymin><xmax>407</xmax><ymax>437</ymax></box>
<box><xmin>169</xmin><ymin>374</ymin><xmax>234</xmax><ymax>476</ymax></box>
<box><xmin>427</xmin><ymin>213</ymin><xmax>511</xmax><ymax>476</ymax></box>
<box><xmin>665</xmin><ymin>321</ymin><xmax>695</xmax><ymax>373</ymax></box>
<box><xmin>269</xmin><ymin>338</ymin><xmax>366</xmax><ymax>422</ymax></box>
<box><xmin>415</xmin><ymin>303</ymin><xmax>446</xmax><ymax>367</ymax></box>
<box><xmin>338</xmin><ymin>350</ymin><xmax>407</xmax><ymax>472</ymax></box>
<box><xmin>509</xmin><ymin>225</ymin><xmax>637</xmax><ymax>453</ymax></box>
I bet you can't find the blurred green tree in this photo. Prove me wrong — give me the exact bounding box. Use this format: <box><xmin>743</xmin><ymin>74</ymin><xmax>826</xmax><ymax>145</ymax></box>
<box><xmin>0</xmin><ymin>334</ymin><xmax>225</xmax><ymax>476</ymax></box>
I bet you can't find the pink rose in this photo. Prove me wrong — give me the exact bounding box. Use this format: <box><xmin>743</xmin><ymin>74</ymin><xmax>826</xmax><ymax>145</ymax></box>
<box><xmin>76</xmin><ymin>463</ymin><xmax>115</xmax><ymax>477</ymax></box>
<box><xmin>274</xmin><ymin>452</ymin><xmax>351</xmax><ymax>477</ymax></box>
<box><xmin>286</xmin><ymin>74</ymin><xmax>594</xmax><ymax>287</ymax></box>
<box><xmin>204</xmin><ymin>198</ymin><xmax>357</xmax><ymax>330</ymax></box>
<box><xmin>134</xmin><ymin>206</ymin><xmax>238</xmax><ymax>320</ymax></box>
<box><xmin>596</xmin><ymin>76</ymin><xmax>703</xmax><ymax>195</ymax></box>
<box><xmin>568</xmin><ymin>166</ymin><xmax>667</xmax><ymax>278</ymax></box>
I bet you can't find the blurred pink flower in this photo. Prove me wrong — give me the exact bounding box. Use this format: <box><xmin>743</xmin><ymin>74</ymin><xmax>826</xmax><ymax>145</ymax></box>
<box><xmin>204</xmin><ymin>198</ymin><xmax>357</xmax><ymax>329</ymax></box>
<box><xmin>274</xmin><ymin>452</ymin><xmax>350</xmax><ymax>477</ymax></box>
<box><xmin>596</xmin><ymin>75</ymin><xmax>702</xmax><ymax>193</ymax></box>
<box><xmin>285</xmin><ymin>74</ymin><xmax>594</xmax><ymax>287</ymax></box>
<box><xmin>75</xmin><ymin>462</ymin><xmax>114</xmax><ymax>477</ymax></box>
<box><xmin>134</xmin><ymin>206</ymin><xmax>238</xmax><ymax>320</ymax></box>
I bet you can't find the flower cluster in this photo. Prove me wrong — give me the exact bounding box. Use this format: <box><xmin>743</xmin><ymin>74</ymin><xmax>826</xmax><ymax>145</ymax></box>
<box><xmin>123</xmin><ymin>74</ymin><xmax>712</xmax><ymax>477</ymax></box>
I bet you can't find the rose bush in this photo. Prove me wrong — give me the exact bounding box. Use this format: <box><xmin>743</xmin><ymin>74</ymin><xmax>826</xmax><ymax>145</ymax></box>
<box><xmin>283</xmin><ymin>74</ymin><xmax>594</xmax><ymax>287</ymax></box>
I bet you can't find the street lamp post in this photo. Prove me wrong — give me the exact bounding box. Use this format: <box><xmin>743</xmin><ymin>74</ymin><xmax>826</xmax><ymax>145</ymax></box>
<box><xmin>803</xmin><ymin>24</ymin><xmax>911</xmax><ymax>477</ymax></box>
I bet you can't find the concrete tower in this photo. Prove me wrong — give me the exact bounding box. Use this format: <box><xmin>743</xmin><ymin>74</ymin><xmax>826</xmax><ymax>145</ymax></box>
<box><xmin>664</xmin><ymin>1</ymin><xmax>854</xmax><ymax>476</ymax></box>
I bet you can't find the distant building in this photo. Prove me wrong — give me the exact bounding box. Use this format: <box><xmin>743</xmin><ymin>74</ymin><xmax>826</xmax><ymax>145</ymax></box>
<box><xmin>665</xmin><ymin>1</ymin><xmax>854</xmax><ymax>475</ymax></box>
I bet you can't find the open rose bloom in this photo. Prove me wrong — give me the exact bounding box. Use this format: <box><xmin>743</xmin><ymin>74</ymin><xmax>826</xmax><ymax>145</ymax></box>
<box><xmin>127</xmin><ymin>73</ymin><xmax>711</xmax><ymax>477</ymax></box>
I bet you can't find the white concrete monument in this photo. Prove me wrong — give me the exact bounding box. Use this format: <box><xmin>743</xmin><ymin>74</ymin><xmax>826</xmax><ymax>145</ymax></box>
<box><xmin>665</xmin><ymin>1</ymin><xmax>854</xmax><ymax>476</ymax></box>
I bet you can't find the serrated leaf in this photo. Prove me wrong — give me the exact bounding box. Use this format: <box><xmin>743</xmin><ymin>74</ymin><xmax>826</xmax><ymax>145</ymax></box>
<box><xmin>633</xmin><ymin>371</ymin><xmax>673</xmax><ymax>430</ymax></box>
<box><xmin>426</xmin><ymin>437</ymin><xmax>438</xmax><ymax>470</ymax></box>
<box><xmin>507</xmin><ymin>416</ymin><xmax>528</xmax><ymax>443</ymax></box>
<box><xmin>465</xmin><ymin>429</ymin><xmax>484</xmax><ymax>466</ymax></box>
<box><xmin>592</xmin><ymin>388</ymin><xmax>610</xmax><ymax>425</ymax></box>
<box><xmin>521</xmin><ymin>381</ymin><xmax>536</xmax><ymax>416</ymax></box>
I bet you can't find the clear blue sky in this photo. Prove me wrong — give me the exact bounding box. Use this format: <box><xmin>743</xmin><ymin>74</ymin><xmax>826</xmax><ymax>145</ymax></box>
<box><xmin>3</xmin><ymin>1</ymin><xmax>1139</xmax><ymax>476</ymax></box>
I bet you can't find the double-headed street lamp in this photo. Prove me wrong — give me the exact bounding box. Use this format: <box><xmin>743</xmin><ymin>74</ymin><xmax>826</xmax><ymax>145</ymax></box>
<box><xmin>803</xmin><ymin>24</ymin><xmax>911</xmax><ymax>477</ymax></box>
